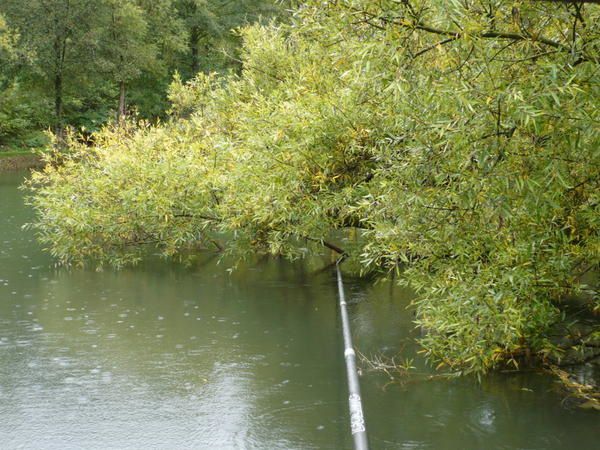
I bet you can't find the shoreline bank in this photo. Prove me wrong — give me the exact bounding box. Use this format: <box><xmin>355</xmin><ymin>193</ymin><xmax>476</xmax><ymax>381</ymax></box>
<box><xmin>0</xmin><ymin>153</ymin><xmax>43</xmax><ymax>172</ymax></box>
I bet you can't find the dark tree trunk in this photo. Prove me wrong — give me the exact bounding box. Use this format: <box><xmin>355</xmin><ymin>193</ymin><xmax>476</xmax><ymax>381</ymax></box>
<box><xmin>190</xmin><ymin>25</ymin><xmax>200</xmax><ymax>75</ymax></box>
<box><xmin>54</xmin><ymin>72</ymin><xmax>64</xmax><ymax>142</ymax></box>
<box><xmin>118</xmin><ymin>80</ymin><xmax>126</xmax><ymax>123</ymax></box>
<box><xmin>52</xmin><ymin>12</ymin><xmax>67</xmax><ymax>146</ymax></box>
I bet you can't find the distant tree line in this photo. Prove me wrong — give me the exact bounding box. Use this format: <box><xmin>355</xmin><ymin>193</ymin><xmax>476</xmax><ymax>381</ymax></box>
<box><xmin>0</xmin><ymin>0</ymin><xmax>288</xmax><ymax>148</ymax></box>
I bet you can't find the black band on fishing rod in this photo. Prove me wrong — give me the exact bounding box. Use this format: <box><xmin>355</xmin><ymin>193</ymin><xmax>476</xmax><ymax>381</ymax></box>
<box><xmin>336</xmin><ymin>260</ymin><xmax>369</xmax><ymax>450</ymax></box>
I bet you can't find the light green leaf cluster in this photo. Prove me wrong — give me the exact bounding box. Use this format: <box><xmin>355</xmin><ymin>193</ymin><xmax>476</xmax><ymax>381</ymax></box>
<box><xmin>0</xmin><ymin>14</ymin><xmax>16</xmax><ymax>59</ymax></box>
<box><xmin>28</xmin><ymin>0</ymin><xmax>600</xmax><ymax>373</ymax></box>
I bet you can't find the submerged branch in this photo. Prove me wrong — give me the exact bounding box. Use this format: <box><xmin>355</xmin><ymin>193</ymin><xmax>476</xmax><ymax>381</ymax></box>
<box><xmin>304</xmin><ymin>235</ymin><xmax>347</xmax><ymax>256</ymax></box>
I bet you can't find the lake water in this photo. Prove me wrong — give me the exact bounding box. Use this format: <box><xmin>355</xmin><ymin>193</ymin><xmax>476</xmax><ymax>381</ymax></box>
<box><xmin>0</xmin><ymin>171</ymin><xmax>597</xmax><ymax>449</ymax></box>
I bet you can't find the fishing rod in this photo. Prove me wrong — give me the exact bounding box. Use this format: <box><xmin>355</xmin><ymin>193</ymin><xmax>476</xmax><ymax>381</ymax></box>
<box><xmin>336</xmin><ymin>260</ymin><xmax>369</xmax><ymax>450</ymax></box>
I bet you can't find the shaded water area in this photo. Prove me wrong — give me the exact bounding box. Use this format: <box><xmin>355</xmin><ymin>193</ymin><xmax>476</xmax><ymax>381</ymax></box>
<box><xmin>0</xmin><ymin>171</ymin><xmax>597</xmax><ymax>449</ymax></box>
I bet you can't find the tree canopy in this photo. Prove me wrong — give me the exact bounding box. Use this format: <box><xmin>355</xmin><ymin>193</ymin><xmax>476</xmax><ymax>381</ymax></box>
<box><xmin>0</xmin><ymin>0</ymin><xmax>288</xmax><ymax>145</ymax></box>
<box><xmin>27</xmin><ymin>0</ymin><xmax>599</xmax><ymax>374</ymax></box>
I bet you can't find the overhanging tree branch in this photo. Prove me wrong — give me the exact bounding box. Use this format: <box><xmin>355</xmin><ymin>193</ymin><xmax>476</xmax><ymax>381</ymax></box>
<box><xmin>348</xmin><ymin>5</ymin><xmax>598</xmax><ymax>64</ymax></box>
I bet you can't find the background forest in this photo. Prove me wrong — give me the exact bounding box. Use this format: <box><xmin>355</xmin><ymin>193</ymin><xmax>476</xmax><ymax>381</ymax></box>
<box><xmin>0</xmin><ymin>0</ymin><xmax>289</xmax><ymax>150</ymax></box>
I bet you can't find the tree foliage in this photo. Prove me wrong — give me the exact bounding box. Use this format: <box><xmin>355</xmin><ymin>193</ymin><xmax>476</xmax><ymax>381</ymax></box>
<box><xmin>0</xmin><ymin>13</ymin><xmax>49</xmax><ymax>145</ymax></box>
<box><xmin>1</xmin><ymin>0</ymin><xmax>100</xmax><ymax>135</ymax></box>
<box><xmin>0</xmin><ymin>0</ymin><xmax>287</xmax><ymax>142</ymax></box>
<box><xmin>28</xmin><ymin>0</ymin><xmax>600</xmax><ymax>374</ymax></box>
<box><xmin>0</xmin><ymin>13</ymin><xmax>17</xmax><ymax>60</ymax></box>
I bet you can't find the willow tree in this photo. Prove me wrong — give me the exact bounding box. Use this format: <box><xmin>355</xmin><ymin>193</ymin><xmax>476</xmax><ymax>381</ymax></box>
<box><xmin>28</xmin><ymin>1</ymin><xmax>599</xmax><ymax>375</ymax></box>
